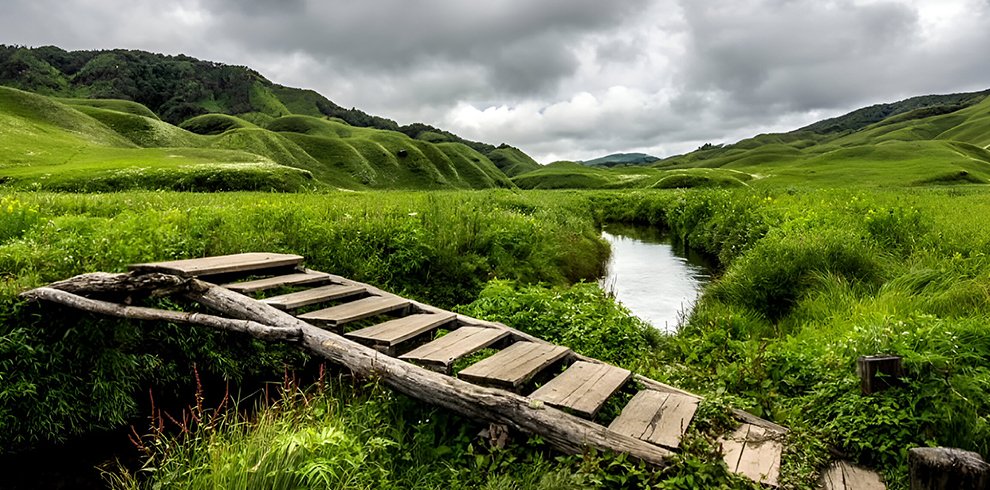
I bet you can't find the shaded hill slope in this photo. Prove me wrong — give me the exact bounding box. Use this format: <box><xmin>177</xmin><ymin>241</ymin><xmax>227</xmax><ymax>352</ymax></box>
<box><xmin>0</xmin><ymin>86</ymin><xmax>513</xmax><ymax>191</ymax></box>
<box><xmin>0</xmin><ymin>45</ymin><xmax>534</xmax><ymax>167</ymax></box>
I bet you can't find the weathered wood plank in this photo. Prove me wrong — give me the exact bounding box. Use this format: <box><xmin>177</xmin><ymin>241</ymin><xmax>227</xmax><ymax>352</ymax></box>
<box><xmin>609</xmin><ymin>390</ymin><xmax>669</xmax><ymax>439</ymax></box>
<box><xmin>399</xmin><ymin>326</ymin><xmax>508</xmax><ymax>370</ymax></box>
<box><xmin>223</xmin><ymin>270</ymin><xmax>331</xmax><ymax>294</ymax></box>
<box><xmin>346</xmin><ymin>312</ymin><xmax>457</xmax><ymax>352</ymax></box>
<box><xmin>821</xmin><ymin>461</ymin><xmax>886</xmax><ymax>490</ymax></box>
<box><xmin>261</xmin><ymin>284</ymin><xmax>365</xmax><ymax>310</ymax></box>
<box><xmin>297</xmin><ymin>295</ymin><xmax>409</xmax><ymax>325</ymax></box>
<box><xmin>608</xmin><ymin>390</ymin><xmax>699</xmax><ymax>449</ymax></box>
<box><xmin>529</xmin><ymin>361</ymin><xmax>631</xmax><ymax>418</ymax></box>
<box><xmin>458</xmin><ymin>342</ymin><xmax>571</xmax><ymax>389</ymax></box>
<box><xmin>130</xmin><ymin>253</ymin><xmax>303</xmax><ymax>277</ymax></box>
<box><xmin>719</xmin><ymin>423</ymin><xmax>782</xmax><ymax>487</ymax></box>
<box><xmin>648</xmin><ymin>393</ymin><xmax>700</xmax><ymax>448</ymax></box>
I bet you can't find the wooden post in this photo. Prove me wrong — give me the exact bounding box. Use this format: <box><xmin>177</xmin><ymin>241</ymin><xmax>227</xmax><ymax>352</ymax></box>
<box><xmin>857</xmin><ymin>355</ymin><xmax>903</xmax><ymax>395</ymax></box>
<box><xmin>909</xmin><ymin>447</ymin><xmax>990</xmax><ymax>490</ymax></box>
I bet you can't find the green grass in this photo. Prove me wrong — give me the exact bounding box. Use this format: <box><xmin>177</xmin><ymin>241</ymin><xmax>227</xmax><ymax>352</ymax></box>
<box><xmin>180</xmin><ymin>113</ymin><xmax>258</xmax><ymax>135</ymax></box>
<box><xmin>57</xmin><ymin>97</ymin><xmax>160</xmax><ymax>119</ymax></box>
<box><xmin>512</xmin><ymin>161</ymin><xmax>752</xmax><ymax>190</ymax></box>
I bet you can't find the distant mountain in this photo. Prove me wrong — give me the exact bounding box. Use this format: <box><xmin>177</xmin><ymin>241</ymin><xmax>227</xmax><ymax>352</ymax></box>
<box><xmin>0</xmin><ymin>45</ymin><xmax>534</xmax><ymax>168</ymax></box>
<box><xmin>580</xmin><ymin>152</ymin><xmax>659</xmax><ymax>167</ymax></box>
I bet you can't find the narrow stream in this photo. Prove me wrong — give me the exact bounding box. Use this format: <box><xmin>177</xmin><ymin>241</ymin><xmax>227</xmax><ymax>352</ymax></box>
<box><xmin>599</xmin><ymin>223</ymin><xmax>715</xmax><ymax>332</ymax></box>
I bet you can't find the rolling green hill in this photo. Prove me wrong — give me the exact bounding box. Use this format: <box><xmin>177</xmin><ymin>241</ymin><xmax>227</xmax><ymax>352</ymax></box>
<box><xmin>0</xmin><ymin>45</ymin><xmax>534</xmax><ymax>169</ymax></box>
<box><xmin>0</xmin><ymin>86</ymin><xmax>514</xmax><ymax>191</ymax></box>
<box><xmin>512</xmin><ymin>88</ymin><xmax>990</xmax><ymax>189</ymax></box>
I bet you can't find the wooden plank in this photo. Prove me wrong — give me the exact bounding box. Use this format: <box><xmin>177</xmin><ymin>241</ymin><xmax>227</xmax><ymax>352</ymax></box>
<box><xmin>130</xmin><ymin>253</ymin><xmax>303</xmax><ymax>277</ymax></box>
<box><xmin>719</xmin><ymin>423</ymin><xmax>782</xmax><ymax>487</ymax></box>
<box><xmin>261</xmin><ymin>284</ymin><xmax>365</xmax><ymax>310</ymax></box>
<box><xmin>529</xmin><ymin>361</ymin><xmax>631</xmax><ymax>418</ymax></box>
<box><xmin>822</xmin><ymin>461</ymin><xmax>886</xmax><ymax>490</ymax></box>
<box><xmin>346</xmin><ymin>312</ymin><xmax>457</xmax><ymax>351</ymax></box>
<box><xmin>399</xmin><ymin>326</ymin><xmax>508</xmax><ymax>369</ymax></box>
<box><xmin>609</xmin><ymin>390</ymin><xmax>670</xmax><ymax>439</ymax></box>
<box><xmin>297</xmin><ymin>295</ymin><xmax>409</xmax><ymax>325</ymax></box>
<box><xmin>608</xmin><ymin>390</ymin><xmax>699</xmax><ymax>449</ymax></box>
<box><xmin>223</xmin><ymin>270</ymin><xmax>331</xmax><ymax>294</ymax></box>
<box><xmin>458</xmin><ymin>342</ymin><xmax>571</xmax><ymax>389</ymax></box>
<box><xmin>647</xmin><ymin>393</ymin><xmax>700</xmax><ymax>448</ymax></box>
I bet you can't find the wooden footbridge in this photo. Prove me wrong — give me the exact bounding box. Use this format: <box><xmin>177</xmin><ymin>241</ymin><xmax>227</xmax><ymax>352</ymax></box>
<box><xmin>25</xmin><ymin>253</ymin><xmax>794</xmax><ymax>485</ymax></box>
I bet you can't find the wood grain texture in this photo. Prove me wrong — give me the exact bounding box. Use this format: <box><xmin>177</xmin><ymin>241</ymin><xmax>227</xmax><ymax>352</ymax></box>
<box><xmin>297</xmin><ymin>295</ymin><xmax>409</xmax><ymax>325</ymax></box>
<box><xmin>399</xmin><ymin>326</ymin><xmax>508</xmax><ymax>369</ymax></box>
<box><xmin>130</xmin><ymin>252</ymin><xmax>303</xmax><ymax>277</ymax></box>
<box><xmin>262</xmin><ymin>283</ymin><xmax>365</xmax><ymax>310</ymax></box>
<box><xmin>346</xmin><ymin>312</ymin><xmax>456</xmax><ymax>350</ymax></box>
<box><xmin>223</xmin><ymin>270</ymin><xmax>331</xmax><ymax>294</ymax></box>
<box><xmin>718</xmin><ymin>423</ymin><xmax>782</xmax><ymax>487</ymax></box>
<box><xmin>529</xmin><ymin>361</ymin><xmax>630</xmax><ymax>418</ymax></box>
<box><xmin>608</xmin><ymin>390</ymin><xmax>699</xmax><ymax>449</ymax></box>
<box><xmin>458</xmin><ymin>342</ymin><xmax>570</xmax><ymax>389</ymax></box>
<box><xmin>821</xmin><ymin>461</ymin><xmax>886</xmax><ymax>490</ymax></box>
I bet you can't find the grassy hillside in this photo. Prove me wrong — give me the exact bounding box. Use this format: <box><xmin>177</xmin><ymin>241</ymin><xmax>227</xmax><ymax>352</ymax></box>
<box><xmin>0</xmin><ymin>86</ymin><xmax>514</xmax><ymax>191</ymax></box>
<box><xmin>0</xmin><ymin>45</ymin><xmax>537</xmax><ymax>169</ymax></box>
<box><xmin>512</xmin><ymin>161</ymin><xmax>749</xmax><ymax>190</ymax></box>
<box><xmin>513</xmin><ymin>88</ymin><xmax>990</xmax><ymax>189</ymax></box>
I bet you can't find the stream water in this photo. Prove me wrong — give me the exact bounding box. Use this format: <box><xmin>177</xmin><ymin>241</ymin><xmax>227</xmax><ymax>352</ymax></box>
<box><xmin>599</xmin><ymin>223</ymin><xmax>715</xmax><ymax>332</ymax></box>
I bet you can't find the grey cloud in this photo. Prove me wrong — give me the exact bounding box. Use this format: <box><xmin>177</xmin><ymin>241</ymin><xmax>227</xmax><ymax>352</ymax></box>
<box><xmin>2</xmin><ymin>0</ymin><xmax>990</xmax><ymax>163</ymax></box>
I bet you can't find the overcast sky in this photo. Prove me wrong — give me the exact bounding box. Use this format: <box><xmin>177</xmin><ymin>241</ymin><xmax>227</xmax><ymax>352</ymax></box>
<box><xmin>3</xmin><ymin>0</ymin><xmax>989</xmax><ymax>162</ymax></box>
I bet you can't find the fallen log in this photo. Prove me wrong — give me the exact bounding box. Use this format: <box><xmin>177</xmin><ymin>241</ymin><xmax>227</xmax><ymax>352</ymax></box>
<box><xmin>23</xmin><ymin>274</ymin><xmax>675</xmax><ymax>467</ymax></box>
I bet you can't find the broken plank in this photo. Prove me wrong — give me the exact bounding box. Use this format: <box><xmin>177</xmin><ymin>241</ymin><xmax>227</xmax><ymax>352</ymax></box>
<box><xmin>399</xmin><ymin>326</ymin><xmax>508</xmax><ymax>370</ymax></box>
<box><xmin>529</xmin><ymin>361</ymin><xmax>630</xmax><ymax>418</ymax></box>
<box><xmin>821</xmin><ymin>461</ymin><xmax>886</xmax><ymax>490</ymax></box>
<box><xmin>223</xmin><ymin>270</ymin><xmax>331</xmax><ymax>294</ymax></box>
<box><xmin>608</xmin><ymin>390</ymin><xmax>699</xmax><ymax>449</ymax></box>
<box><xmin>719</xmin><ymin>423</ymin><xmax>782</xmax><ymax>487</ymax></box>
<box><xmin>458</xmin><ymin>342</ymin><xmax>571</xmax><ymax>389</ymax></box>
<box><xmin>297</xmin><ymin>295</ymin><xmax>409</xmax><ymax>326</ymax></box>
<box><xmin>346</xmin><ymin>312</ymin><xmax>457</xmax><ymax>353</ymax></box>
<box><xmin>130</xmin><ymin>253</ymin><xmax>303</xmax><ymax>277</ymax></box>
<box><xmin>610</xmin><ymin>390</ymin><xmax>669</xmax><ymax>439</ymax></box>
<box><xmin>262</xmin><ymin>284</ymin><xmax>365</xmax><ymax>310</ymax></box>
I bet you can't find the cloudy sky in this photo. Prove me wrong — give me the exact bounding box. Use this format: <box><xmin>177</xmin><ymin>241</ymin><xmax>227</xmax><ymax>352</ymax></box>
<box><xmin>3</xmin><ymin>0</ymin><xmax>989</xmax><ymax>162</ymax></box>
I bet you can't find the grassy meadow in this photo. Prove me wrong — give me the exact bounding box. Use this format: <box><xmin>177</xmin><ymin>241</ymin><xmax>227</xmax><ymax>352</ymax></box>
<box><xmin>1</xmin><ymin>183</ymin><xmax>990</xmax><ymax>488</ymax></box>
<box><xmin>3</xmin><ymin>73</ymin><xmax>990</xmax><ymax>488</ymax></box>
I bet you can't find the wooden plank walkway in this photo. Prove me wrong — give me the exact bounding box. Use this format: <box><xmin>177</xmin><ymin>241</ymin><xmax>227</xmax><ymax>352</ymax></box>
<box><xmin>34</xmin><ymin>252</ymin><xmax>808</xmax><ymax>486</ymax></box>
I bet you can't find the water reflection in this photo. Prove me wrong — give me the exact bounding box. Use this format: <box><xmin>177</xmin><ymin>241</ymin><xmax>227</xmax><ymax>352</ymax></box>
<box><xmin>599</xmin><ymin>223</ymin><xmax>714</xmax><ymax>332</ymax></box>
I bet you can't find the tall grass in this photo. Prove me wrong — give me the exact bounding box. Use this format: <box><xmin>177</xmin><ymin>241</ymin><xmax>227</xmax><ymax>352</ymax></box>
<box><xmin>0</xmin><ymin>190</ymin><xmax>607</xmax><ymax>451</ymax></box>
